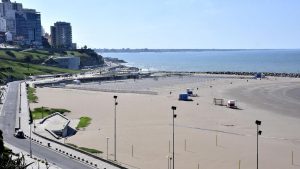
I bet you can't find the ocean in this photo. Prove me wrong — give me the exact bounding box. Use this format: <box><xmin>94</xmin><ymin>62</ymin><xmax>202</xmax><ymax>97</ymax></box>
<box><xmin>100</xmin><ymin>49</ymin><xmax>300</xmax><ymax>73</ymax></box>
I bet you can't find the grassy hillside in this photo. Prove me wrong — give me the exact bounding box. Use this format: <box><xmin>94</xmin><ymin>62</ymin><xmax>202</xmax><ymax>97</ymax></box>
<box><xmin>0</xmin><ymin>48</ymin><xmax>104</xmax><ymax>84</ymax></box>
<box><xmin>0</xmin><ymin>49</ymin><xmax>104</xmax><ymax>66</ymax></box>
<box><xmin>0</xmin><ymin>59</ymin><xmax>80</xmax><ymax>84</ymax></box>
<box><xmin>0</xmin><ymin>49</ymin><xmax>50</xmax><ymax>64</ymax></box>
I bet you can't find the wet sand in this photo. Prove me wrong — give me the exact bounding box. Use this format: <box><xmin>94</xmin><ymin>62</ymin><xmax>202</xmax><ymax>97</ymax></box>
<box><xmin>31</xmin><ymin>75</ymin><xmax>300</xmax><ymax>169</ymax></box>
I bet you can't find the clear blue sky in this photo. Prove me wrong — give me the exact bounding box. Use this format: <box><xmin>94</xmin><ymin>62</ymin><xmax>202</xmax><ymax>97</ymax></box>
<box><xmin>21</xmin><ymin>0</ymin><xmax>300</xmax><ymax>49</ymax></box>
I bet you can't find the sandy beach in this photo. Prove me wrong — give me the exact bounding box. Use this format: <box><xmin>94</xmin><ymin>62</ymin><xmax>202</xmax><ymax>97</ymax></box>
<box><xmin>30</xmin><ymin>75</ymin><xmax>300</xmax><ymax>169</ymax></box>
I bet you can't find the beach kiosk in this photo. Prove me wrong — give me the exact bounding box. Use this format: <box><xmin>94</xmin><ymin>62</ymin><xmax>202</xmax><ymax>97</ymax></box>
<box><xmin>227</xmin><ymin>100</ymin><xmax>236</xmax><ymax>108</ymax></box>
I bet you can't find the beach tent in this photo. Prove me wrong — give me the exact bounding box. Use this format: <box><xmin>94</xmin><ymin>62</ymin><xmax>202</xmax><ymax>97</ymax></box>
<box><xmin>256</xmin><ymin>72</ymin><xmax>264</xmax><ymax>79</ymax></box>
<box><xmin>179</xmin><ymin>93</ymin><xmax>189</xmax><ymax>101</ymax></box>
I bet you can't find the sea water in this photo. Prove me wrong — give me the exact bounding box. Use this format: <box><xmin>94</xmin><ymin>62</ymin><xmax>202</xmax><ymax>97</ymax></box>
<box><xmin>100</xmin><ymin>49</ymin><xmax>300</xmax><ymax>73</ymax></box>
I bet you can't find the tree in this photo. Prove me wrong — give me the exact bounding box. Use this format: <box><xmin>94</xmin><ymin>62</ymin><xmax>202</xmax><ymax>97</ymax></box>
<box><xmin>0</xmin><ymin>130</ymin><xmax>4</xmax><ymax>158</ymax></box>
<box><xmin>24</xmin><ymin>55</ymin><xmax>33</xmax><ymax>63</ymax></box>
<box><xmin>42</xmin><ymin>36</ymin><xmax>51</xmax><ymax>48</ymax></box>
<box><xmin>0</xmin><ymin>130</ymin><xmax>33</xmax><ymax>168</ymax></box>
<box><xmin>24</xmin><ymin>55</ymin><xmax>33</xmax><ymax>72</ymax></box>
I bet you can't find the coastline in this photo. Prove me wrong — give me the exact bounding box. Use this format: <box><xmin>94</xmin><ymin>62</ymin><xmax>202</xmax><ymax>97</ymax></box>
<box><xmin>105</xmin><ymin>56</ymin><xmax>300</xmax><ymax>78</ymax></box>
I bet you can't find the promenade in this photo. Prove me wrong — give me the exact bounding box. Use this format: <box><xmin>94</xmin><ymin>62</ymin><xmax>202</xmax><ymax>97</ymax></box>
<box><xmin>1</xmin><ymin>81</ymin><xmax>126</xmax><ymax>169</ymax></box>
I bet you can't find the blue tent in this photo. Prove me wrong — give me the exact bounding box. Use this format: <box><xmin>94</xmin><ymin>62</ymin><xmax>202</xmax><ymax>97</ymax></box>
<box><xmin>179</xmin><ymin>93</ymin><xmax>189</xmax><ymax>101</ymax></box>
<box><xmin>256</xmin><ymin>72</ymin><xmax>264</xmax><ymax>79</ymax></box>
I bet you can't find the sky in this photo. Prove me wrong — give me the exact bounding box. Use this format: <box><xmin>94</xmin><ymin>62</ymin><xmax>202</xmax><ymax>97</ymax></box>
<box><xmin>20</xmin><ymin>0</ymin><xmax>300</xmax><ymax>49</ymax></box>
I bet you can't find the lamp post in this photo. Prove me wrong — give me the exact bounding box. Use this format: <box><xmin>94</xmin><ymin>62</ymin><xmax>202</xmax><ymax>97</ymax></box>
<box><xmin>30</xmin><ymin>123</ymin><xmax>32</xmax><ymax>158</ymax></box>
<box><xmin>169</xmin><ymin>156</ymin><xmax>173</xmax><ymax>169</ymax></box>
<box><xmin>113</xmin><ymin>95</ymin><xmax>118</xmax><ymax>161</ymax></box>
<box><xmin>255</xmin><ymin>120</ymin><xmax>262</xmax><ymax>169</ymax></box>
<box><xmin>171</xmin><ymin>106</ymin><xmax>177</xmax><ymax>169</ymax></box>
<box><xmin>29</xmin><ymin>109</ymin><xmax>33</xmax><ymax>158</ymax></box>
<box><xmin>106</xmin><ymin>137</ymin><xmax>109</xmax><ymax>160</ymax></box>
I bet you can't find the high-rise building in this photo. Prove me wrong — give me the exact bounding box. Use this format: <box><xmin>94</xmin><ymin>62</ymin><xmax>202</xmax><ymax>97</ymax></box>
<box><xmin>50</xmin><ymin>26</ymin><xmax>56</xmax><ymax>47</ymax></box>
<box><xmin>0</xmin><ymin>0</ymin><xmax>42</xmax><ymax>45</ymax></box>
<box><xmin>50</xmin><ymin>22</ymin><xmax>73</xmax><ymax>49</ymax></box>
<box><xmin>0</xmin><ymin>17</ymin><xmax>6</xmax><ymax>32</ymax></box>
<box><xmin>15</xmin><ymin>9</ymin><xmax>42</xmax><ymax>45</ymax></box>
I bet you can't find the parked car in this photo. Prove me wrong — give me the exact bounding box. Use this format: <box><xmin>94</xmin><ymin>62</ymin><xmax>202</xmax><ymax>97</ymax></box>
<box><xmin>14</xmin><ymin>130</ymin><xmax>25</xmax><ymax>139</ymax></box>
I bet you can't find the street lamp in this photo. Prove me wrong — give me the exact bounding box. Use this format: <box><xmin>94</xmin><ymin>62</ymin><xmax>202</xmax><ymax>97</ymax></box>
<box><xmin>106</xmin><ymin>137</ymin><xmax>110</xmax><ymax>160</ymax></box>
<box><xmin>29</xmin><ymin>109</ymin><xmax>33</xmax><ymax>158</ymax></box>
<box><xmin>169</xmin><ymin>156</ymin><xmax>173</xmax><ymax>169</ymax></box>
<box><xmin>113</xmin><ymin>95</ymin><xmax>118</xmax><ymax>161</ymax></box>
<box><xmin>255</xmin><ymin>120</ymin><xmax>262</xmax><ymax>169</ymax></box>
<box><xmin>30</xmin><ymin>123</ymin><xmax>32</xmax><ymax>158</ymax></box>
<box><xmin>171</xmin><ymin>106</ymin><xmax>177</xmax><ymax>169</ymax></box>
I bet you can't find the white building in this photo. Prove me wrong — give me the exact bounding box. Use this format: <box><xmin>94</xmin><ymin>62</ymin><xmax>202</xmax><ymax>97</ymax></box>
<box><xmin>35</xmin><ymin>112</ymin><xmax>78</xmax><ymax>140</ymax></box>
<box><xmin>39</xmin><ymin>113</ymin><xmax>70</xmax><ymax>139</ymax></box>
<box><xmin>0</xmin><ymin>17</ymin><xmax>6</xmax><ymax>32</ymax></box>
<box><xmin>0</xmin><ymin>3</ymin><xmax>3</xmax><ymax>16</ymax></box>
<box><xmin>53</xmin><ymin>56</ymin><xmax>81</xmax><ymax>70</ymax></box>
<box><xmin>0</xmin><ymin>0</ymin><xmax>17</xmax><ymax>35</ymax></box>
<box><xmin>5</xmin><ymin>31</ymin><xmax>12</xmax><ymax>41</ymax></box>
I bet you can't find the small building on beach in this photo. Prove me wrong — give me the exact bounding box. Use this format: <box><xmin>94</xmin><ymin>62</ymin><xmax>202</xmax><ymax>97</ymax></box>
<box><xmin>36</xmin><ymin>112</ymin><xmax>77</xmax><ymax>139</ymax></box>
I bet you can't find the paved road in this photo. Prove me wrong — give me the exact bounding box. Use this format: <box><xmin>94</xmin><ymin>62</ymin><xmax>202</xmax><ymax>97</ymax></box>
<box><xmin>0</xmin><ymin>81</ymin><xmax>93</xmax><ymax>169</ymax></box>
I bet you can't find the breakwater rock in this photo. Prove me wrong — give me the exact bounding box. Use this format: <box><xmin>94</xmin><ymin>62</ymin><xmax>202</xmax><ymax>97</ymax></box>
<box><xmin>204</xmin><ymin>71</ymin><xmax>300</xmax><ymax>78</ymax></box>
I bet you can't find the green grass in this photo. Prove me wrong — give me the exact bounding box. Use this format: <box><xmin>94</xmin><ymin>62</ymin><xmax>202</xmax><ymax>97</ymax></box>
<box><xmin>79</xmin><ymin>147</ymin><xmax>102</xmax><ymax>154</ymax></box>
<box><xmin>0</xmin><ymin>49</ymin><xmax>95</xmax><ymax>63</ymax></box>
<box><xmin>76</xmin><ymin>117</ymin><xmax>92</xmax><ymax>130</ymax></box>
<box><xmin>66</xmin><ymin>143</ymin><xmax>78</xmax><ymax>148</ymax></box>
<box><xmin>0</xmin><ymin>59</ymin><xmax>80</xmax><ymax>84</ymax></box>
<box><xmin>0</xmin><ymin>49</ymin><xmax>49</xmax><ymax>63</ymax></box>
<box><xmin>66</xmin><ymin>143</ymin><xmax>102</xmax><ymax>154</ymax></box>
<box><xmin>27</xmin><ymin>87</ymin><xmax>38</xmax><ymax>103</ymax></box>
<box><xmin>31</xmin><ymin>107</ymin><xmax>70</xmax><ymax>119</ymax></box>
<box><xmin>0</xmin><ymin>48</ymin><xmax>104</xmax><ymax>84</ymax></box>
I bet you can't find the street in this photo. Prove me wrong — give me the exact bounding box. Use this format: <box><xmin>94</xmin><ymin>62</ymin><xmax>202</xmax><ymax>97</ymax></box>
<box><xmin>0</xmin><ymin>81</ymin><xmax>93</xmax><ymax>169</ymax></box>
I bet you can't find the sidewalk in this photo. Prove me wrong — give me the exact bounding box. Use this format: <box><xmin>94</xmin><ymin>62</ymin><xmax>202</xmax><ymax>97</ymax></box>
<box><xmin>19</xmin><ymin>82</ymin><xmax>125</xmax><ymax>169</ymax></box>
<box><xmin>0</xmin><ymin>85</ymin><xmax>8</xmax><ymax>116</ymax></box>
<box><xmin>4</xmin><ymin>142</ymin><xmax>61</xmax><ymax>169</ymax></box>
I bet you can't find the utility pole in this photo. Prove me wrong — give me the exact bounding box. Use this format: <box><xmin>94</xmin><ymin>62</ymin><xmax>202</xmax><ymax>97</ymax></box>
<box><xmin>30</xmin><ymin>123</ymin><xmax>32</xmax><ymax>158</ymax></box>
<box><xmin>171</xmin><ymin>106</ymin><xmax>177</xmax><ymax>169</ymax></box>
<box><xmin>255</xmin><ymin>120</ymin><xmax>262</xmax><ymax>169</ymax></box>
<box><xmin>113</xmin><ymin>95</ymin><xmax>118</xmax><ymax>161</ymax></box>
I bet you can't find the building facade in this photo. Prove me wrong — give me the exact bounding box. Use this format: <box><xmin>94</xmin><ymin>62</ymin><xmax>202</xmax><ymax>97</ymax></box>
<box><xmin>0</xmin><ymin>0</ymin><xmax>42</xmax><ymax>46</ymax></box>
<box><xmin>50</xmin><ymin>22</ymin><xmax>73</xmax><ymax>49</ymax></box>
<box><xmin>0</xmin><ymin>17</ymin><xmax>6</xmax><ymax>32</ymax></box>
<box><xmin>53</xmin><ymin>56</ymin><xmax>80</xmax><ymax>70</ymax></box>
<box><xmin>15</xmin><ymin>9</ymin><xmax>42</xmax><ymax>45</ymax></box>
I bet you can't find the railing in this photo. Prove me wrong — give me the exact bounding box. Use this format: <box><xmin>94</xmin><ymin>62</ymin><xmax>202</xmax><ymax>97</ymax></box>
<box><xmin>32</xmin><ymin>132</ymin><xmax>127</xmax><ymax>169</ymax></box>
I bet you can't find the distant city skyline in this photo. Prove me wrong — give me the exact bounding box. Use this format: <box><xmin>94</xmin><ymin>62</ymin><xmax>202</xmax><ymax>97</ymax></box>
<box><xmin>21</xmin><ymin>0</ymin><xmax>300</xmax><ymax>49</ymax></box>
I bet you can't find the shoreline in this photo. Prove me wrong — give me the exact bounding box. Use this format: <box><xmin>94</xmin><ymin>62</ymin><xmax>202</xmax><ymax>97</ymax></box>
<box><xmin>149</xmin><ymin>71</ymin><xmax>300</xmax><ymax>78</ymax></box>
<box><xmin>104</xmin><ymin>56</ymin><xmax>300</xmax><ymax>78</ymax></box>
